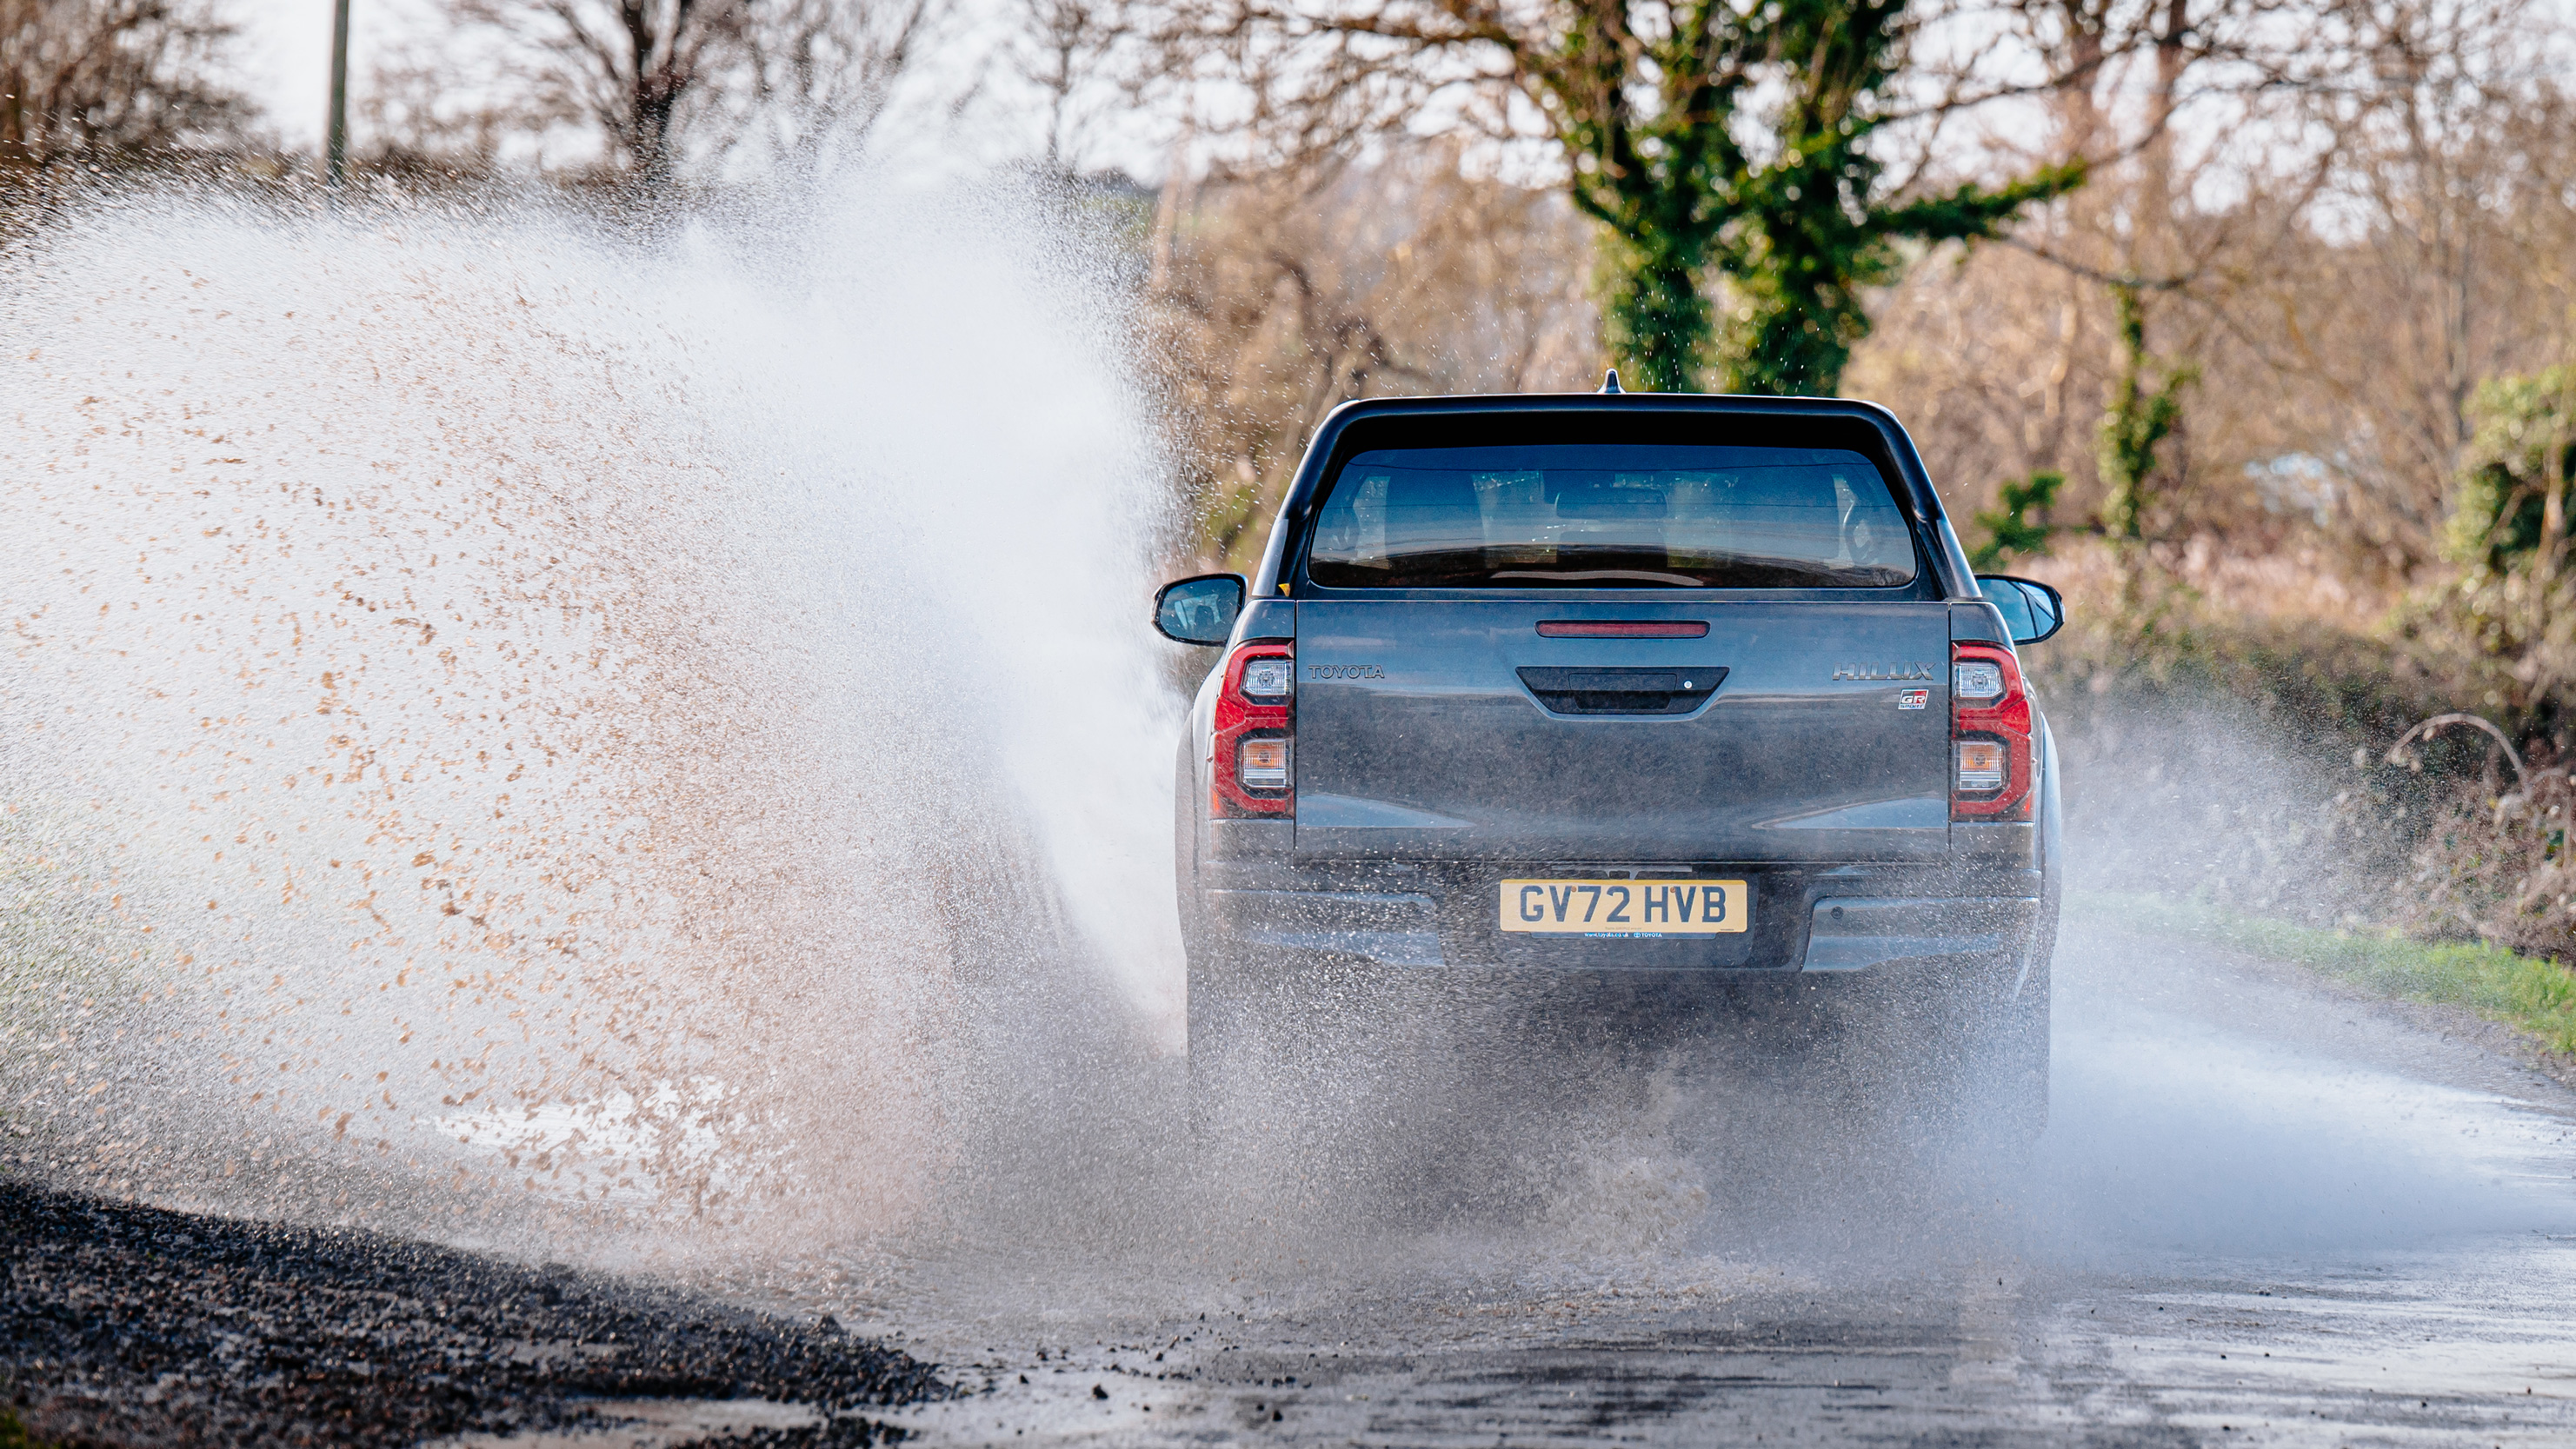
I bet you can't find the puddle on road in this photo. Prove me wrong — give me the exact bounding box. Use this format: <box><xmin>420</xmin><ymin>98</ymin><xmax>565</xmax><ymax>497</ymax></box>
<box><xmin>427</xmin><ymin>1399</ymin><xmax>823</xmax><ymax>1449</ymax></box>
<box><xmin>2035</xmin><ymin>924</ymin><xmax>2576</xmax><ymax>1262</ymax></box>
<box><xmin>810</xmin><ymin>912</ymin><xmax>2576</xmax><ymax>1445</ymax></box>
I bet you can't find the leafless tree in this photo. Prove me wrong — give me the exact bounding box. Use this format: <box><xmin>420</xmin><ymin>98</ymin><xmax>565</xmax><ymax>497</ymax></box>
<box><xmin>429</xmin><ymin>0</ymin><xmax>940</xmax><ymax>184</ymax></box>
<box><xmin>0</xmin><ymin>0</ymin><xmax>246</xmax><ymax>170</ymax></box>
<box><xmin>732</xmin><ymin>0</ymin><xmax>935</xmax><ymax>172</ymax></box>
<box><xmin>1016</xmin><ymin>0</ymin><xmax>1122</xmax><ymax>171</ymax></box>
<box><xmin>362</xmin><ymin>49</ymin><xmax>516</xmax><ymax>176</ymax></box>
<box><xmin>2307</xmin><ymin>0</ymin><xmax>2561</xmax><ymax>493</ymax></box>
<box><xmin>1856</xmin><ymin>0</ymin><xmax>2575</xmax><ymax>602</ymax></box>
<box><xmin>447</xmin><ymin>0</ymin><xmax>750</xmax><ymax>184</ymax></box>
<box><xmin>1145</xmin><ymin>148</ymin><xmax>1596</xmax><ymax>567</ymax></box>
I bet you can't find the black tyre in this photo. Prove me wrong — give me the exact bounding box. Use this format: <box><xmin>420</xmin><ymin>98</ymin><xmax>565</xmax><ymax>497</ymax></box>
<box><xmin>1177</xmin><ymin>735</ymin><xmax>1233</xmax><ymax>1133</ymax></box>
<box><xmin>1809</xmin><ymin>933</ymin><xmax>2049</xmax><ymax>1164</ymax></box>
<box><xmin>1981</xmin><ymin>901</ymin><xmax>2055</xmax><ymax>1147</ymax></box>
<box><xmin>1184</xmin><ymin>933</ymin><xmax>1249</xmax><ymax>1129</ymax></box>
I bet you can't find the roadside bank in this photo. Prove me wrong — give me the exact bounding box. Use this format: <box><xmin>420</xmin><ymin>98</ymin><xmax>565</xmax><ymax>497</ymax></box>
<box><xmin>2075</xmin><ymin>889</ymin><xmax>2576</xmax><ymax>1083</ymax></box>
<box><xmin>0</xmin><ymin>1180</ymin><xmax>950</xmax><ymax>1447</ymax></box>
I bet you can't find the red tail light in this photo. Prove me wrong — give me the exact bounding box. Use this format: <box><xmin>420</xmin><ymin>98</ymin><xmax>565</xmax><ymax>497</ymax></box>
<box><xmin>1951</xmin><ymin>642</ymin><xmax>2034</xmax><ymax>821</ymax></box>
<box><xmin>1211</xmin><ymin>641</ymin><xmax>1293</xmax><ymax>817</ymax></box>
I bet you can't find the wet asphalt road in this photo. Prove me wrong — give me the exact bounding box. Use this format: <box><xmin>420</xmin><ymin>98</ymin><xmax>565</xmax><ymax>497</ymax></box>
<box><xmin>5</xmin><ymin>916</ymin><xmax>2572</xmax><ymax>1446</ymax></box>
<box><xmin>889</xmin><ymin>1252</ymin><xmax>2575</xmax><ymax>1446</ymax></box>
<box><xmin>847</xmin><ymin>918</ymin><xmax>2576</xmax><ymax>1446</ymax></box>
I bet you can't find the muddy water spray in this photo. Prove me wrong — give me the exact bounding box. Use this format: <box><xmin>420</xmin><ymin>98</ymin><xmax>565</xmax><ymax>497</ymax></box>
<box><xmin>0</xmin><ymin>183</ymin><xmax>1182</xmax><ymax>1249</ymax></box>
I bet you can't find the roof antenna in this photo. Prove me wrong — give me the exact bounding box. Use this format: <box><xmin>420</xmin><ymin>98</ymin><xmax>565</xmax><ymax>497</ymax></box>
<box><xmin>1600</xmin><ymin>369</ymin><xmax>1624</xmax><ymax>394</ymax></box>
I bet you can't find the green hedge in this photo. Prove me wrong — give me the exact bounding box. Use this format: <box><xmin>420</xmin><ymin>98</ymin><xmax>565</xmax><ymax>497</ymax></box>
<box><xmin>2074</xmin><ymin>889</ymin><xmax>2576</xmax><ymax>1057</ymax></box>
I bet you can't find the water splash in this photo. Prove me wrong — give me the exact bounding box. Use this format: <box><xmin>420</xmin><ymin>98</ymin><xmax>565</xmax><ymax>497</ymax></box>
<box><xmin>11</xmin><ymin>179</ymin><xmax>2568</xmax><ymax>1337</ymax></box>
<box><xmin>0</xmin><ymin>178</ymin><xmax>1183</xmax><ymax>1253</ymax></box>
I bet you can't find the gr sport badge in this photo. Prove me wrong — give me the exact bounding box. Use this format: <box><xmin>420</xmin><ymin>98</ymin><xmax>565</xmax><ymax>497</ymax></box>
<box><xmin>1832</xmin><ymin>662</ymin><xmax>1937</xmax><ymax>681</ymax></box>
<box><xmin>1897</xmin><ymin>688</ymin><xmax>1931</xmax><ymax>709</ymax></box>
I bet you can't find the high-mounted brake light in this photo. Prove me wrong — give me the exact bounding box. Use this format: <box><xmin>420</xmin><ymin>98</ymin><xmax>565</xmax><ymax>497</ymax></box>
<box><xmin>1211</xmin><ymin>641</ymin><xmax>1293</xmax><ymax>817</ymax></box>
<box><xmin>1536</xmin><ymin>620</ymin><xmax>1710</xmax><ymax>639</ymax></box>
<box><xmin>1950</xmin><ymin>641</ymin><xmax>2033</xmax><ymax>821</ymax></box>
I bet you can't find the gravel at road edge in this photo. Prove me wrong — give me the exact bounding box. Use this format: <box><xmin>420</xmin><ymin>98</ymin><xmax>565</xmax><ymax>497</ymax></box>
<box><xmin>0</xmin><ymin>1180</ymin><xmax>949</xmax><ymax>1447</ymax></box>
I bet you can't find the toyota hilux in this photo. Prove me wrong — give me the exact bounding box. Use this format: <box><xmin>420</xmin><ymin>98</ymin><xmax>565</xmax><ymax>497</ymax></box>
<box><xmin>1154</xmin><ymin>387</ymin><xmax>2066</xmax><ymax>1138</ymax></box>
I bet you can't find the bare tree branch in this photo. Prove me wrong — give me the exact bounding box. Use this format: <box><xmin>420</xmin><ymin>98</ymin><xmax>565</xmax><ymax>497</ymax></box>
<box><xmin>0</xmin><ymin>0</ymin><xmax>248</xmax><ymax>169</ymax></box>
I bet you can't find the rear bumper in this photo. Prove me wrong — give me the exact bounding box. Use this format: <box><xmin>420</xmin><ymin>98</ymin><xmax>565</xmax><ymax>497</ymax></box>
<box><xmin>1200</xmin><ymin>860</ymin><xmax>2041</xmax><ymax>973</ymax></box>
<box><xmin>1209</xmin><ymin>887</ymin><xmax>1448</xmax><ymax>966</ymax></box>
<box><xmin>1799</xmin><ymin>896</ymin><xmax>2040</xmax><ymax>971</ymax></box>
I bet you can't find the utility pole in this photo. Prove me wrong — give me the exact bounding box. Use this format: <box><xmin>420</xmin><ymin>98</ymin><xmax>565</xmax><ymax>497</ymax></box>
<box><xmin>326</xmin><ymin>0</ymin><xmax>352</xmax><ymax>186</ymax></box>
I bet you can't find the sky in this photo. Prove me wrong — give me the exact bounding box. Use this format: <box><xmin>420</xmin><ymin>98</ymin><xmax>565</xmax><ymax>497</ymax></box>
<box><xmin>232</xmin><ymin>1</ymin><xmax>381</xmax><ymax>153</ymax></box>
<box><xmin>225</xmin><ymin>0</ymin><xmax>2576</xmax><ymax>182</ymax></box>
<box><xmin>221</xmin><ymin>0</ymin><xmax>1120</xmax><ymax>175</ymax></box>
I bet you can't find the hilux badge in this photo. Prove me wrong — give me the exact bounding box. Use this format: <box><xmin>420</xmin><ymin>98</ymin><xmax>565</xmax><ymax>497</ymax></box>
<box><xmin>1897</xmin><ymin>688</ymin><xmax>1930</xmax><ymax>709</ymax></box>
<box><xmin>1832</xmin><ymin>662</ymin><xmax>1936</xmax><ymax>681</ymax></box>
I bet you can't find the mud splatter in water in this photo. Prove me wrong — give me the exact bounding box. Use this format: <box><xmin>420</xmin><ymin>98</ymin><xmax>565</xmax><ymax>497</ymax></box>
<box><xmin>0</xmin><ymin>180</ymin><xmax>1183</xmax><ymax>1264</ymax></box>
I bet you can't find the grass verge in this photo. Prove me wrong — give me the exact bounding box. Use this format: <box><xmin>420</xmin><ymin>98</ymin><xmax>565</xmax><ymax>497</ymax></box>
<box><xmin>0</xmin><ymin>1406</ymin><xmax>52</xmax><ymax>1449</ymax></box>
<box><xmin>2073</xmin><ymin>889</ymin><xmax>2576</xmax><ymax>1058</ymax></box>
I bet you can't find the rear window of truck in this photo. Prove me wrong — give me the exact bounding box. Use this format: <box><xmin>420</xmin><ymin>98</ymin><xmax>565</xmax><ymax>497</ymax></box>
<box><xmin>1304</xmin><ymin>443</ymin><xmax>1916</xmax><ymax>590</ymax></box>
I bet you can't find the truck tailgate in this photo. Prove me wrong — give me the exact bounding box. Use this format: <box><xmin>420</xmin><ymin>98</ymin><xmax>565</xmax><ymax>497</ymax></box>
<box><xmin>1293</xmin><ymin>599</ymin><xmax>1951</xmax><ymax>862</ymax></box>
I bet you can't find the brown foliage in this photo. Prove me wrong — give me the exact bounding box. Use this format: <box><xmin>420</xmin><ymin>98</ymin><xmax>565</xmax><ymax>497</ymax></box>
<box><xmin>415</xmin><ymin>0</ymin><xmax>935</xmax><ymax>183</ymax></box>
<box><xmin>2398</xmin><ymin>746</ymin><xmax>2576</xmax><ymax>957</ymax></box>
<box><xmin>1142</xmin><ymin>150</ymin><xmax>1598</xmax><ymax>569</ymax></box>
<box><xmin>1854</xmin><ymin>0</ymin><xmax>2576</xmax><ymax>607</ymax></box>
<box><xmin>0</xmin><ymin>0</ymin><xmax>245</xmax><ymax>169</ymax></box>
<box><xmin>443</xmin><ymin>0</ymin><xmax>752</xmax><ymax>183</ymax></box>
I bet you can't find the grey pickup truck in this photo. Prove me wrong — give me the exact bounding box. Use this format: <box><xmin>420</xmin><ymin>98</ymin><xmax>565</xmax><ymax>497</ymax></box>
<box><xmin>1155</xmin><ymin>388</ymin><xmax>2066</xmax><ymax>1137</ymax></box>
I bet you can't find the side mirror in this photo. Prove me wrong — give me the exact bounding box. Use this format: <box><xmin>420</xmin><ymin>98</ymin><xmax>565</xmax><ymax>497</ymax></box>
<box><xmin>1153</xmin><ymin>572</ymin><xmax>1247</xmax><ymax>646</ymax></box>
<box><xmin>1975</xmin><ymin>575</ymin><xmax>2066</xmax><ymax>645</ymax></box>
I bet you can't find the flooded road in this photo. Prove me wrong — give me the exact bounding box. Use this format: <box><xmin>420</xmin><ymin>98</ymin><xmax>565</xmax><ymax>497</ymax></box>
<box><xmin>833</xmin><ymin>916</ymin><xmax>2576</xmax><ymax>1446</ymax></box>
<box><xmin>4</xmin><ymin>190</ymin><xmax>2573</xmax><ymax>1446</ymax></box>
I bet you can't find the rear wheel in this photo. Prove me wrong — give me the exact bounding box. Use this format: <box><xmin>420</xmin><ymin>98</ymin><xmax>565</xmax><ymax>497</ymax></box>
<box><xmin>1175</xmin><ymin>736</ymin><xmax>1230</xmax><ymax>1129</ymax></box>
<box><xmin>1981</xmin><ymin>902</ymin><xmax>2055</xmax><ymax>1147</ymax></box>
<box><xmin>1186</xmin><ymin>941</ymin><xmax>1389</xmax><ymax>1132</ymax></box>
<box><xmin>1806</xmin><ymin>934</ymin><xmax>2050</xmax><ymax>1167</ymax></box>
<box><xmin>1184</xmin><ymin>935</ymin><xmax>1249</xmax><ymax>1129</ymax></box>
<box><xmin>1900</xmin><ymin>927</ymin><xmax>2053</xmax><ymax>1161</ymax></box>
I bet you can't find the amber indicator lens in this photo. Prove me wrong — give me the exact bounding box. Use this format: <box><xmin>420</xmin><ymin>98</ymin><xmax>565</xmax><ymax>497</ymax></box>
<box><xmin>1239</xmin><ymin>736</ymin><xmax>1290</xmax><ymax>790</ymax></box>
<box><xmin>1956</xmin><ymin>740</ymin><xmax>2007</xmax><ymax>791</ymax></box>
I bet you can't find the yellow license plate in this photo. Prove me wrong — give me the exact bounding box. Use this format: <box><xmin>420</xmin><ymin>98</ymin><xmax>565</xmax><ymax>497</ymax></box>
<box><xmin>1499</xmin><ymin>879</ymin><xmax>1749</xmax><ymax>935</ymax></box>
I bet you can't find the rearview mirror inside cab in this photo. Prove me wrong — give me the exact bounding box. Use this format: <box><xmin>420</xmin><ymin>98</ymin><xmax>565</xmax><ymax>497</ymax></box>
<box><xmin>1154</xmin><ymin>573</ymin><xmax>1247</xmax><ymax>645</ymax></box>
<box><xmin>1975</xmin><ymin>575</ymin><xmax>2066</xmax><ymax>646</ymax></box>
